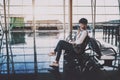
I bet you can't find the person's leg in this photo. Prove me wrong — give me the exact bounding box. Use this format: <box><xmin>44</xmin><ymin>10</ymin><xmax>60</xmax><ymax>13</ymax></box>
<box><xmin>55</xmin><ymin>40</ymin><xmax>73</xmax><ymax>62</ymax></box>
<box><xmin>50</xmin><ymin>40</ymin><xmax>73</xmax><ymax>67</ymax></box>
<box><xmin>49</xmin><ymin>40</ymin><xmax>66</xmax><ymax>56</ymax></box>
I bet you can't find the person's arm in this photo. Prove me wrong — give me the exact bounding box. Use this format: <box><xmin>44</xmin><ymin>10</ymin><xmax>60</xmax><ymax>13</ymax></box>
<box><xmin>75</xmin><ymin>31</ymin><xmax>87</xmax><ymax>44</ymax></box>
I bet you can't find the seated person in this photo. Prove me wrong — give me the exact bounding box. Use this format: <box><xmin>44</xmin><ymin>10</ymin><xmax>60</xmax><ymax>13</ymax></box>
<box><xmin>49</xmin><ymin>18</ymin><xmax>89</xmax><ymax>67</ymax></box>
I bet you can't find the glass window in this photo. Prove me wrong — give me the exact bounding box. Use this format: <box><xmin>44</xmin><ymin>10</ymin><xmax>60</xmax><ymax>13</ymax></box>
<box><xmin>35</xmin><ymin>0</ymin><xmax>63</xmax><ymax>6</ymax></box>
<box><xmin>96</xmin><ymin>7</ymin><xmax>119</xmax><ymax>15</ymax></box>
<box><xmin>73</xmin><ymin>0</ymin><xmax>91</xmax><ymax>6</ymax></box>
<box><xmin>73</xmin><ymin>15</ymin><xmax>92</xmax><ymax>23</ymax></box>
<box><xmin>96</xmin><ymin>0</ymin><xmax>118</xmax><ymax>6</ymax></box>
<box><xmin>0</xmin><ymin>0</ymin><xmax>120</xmax><ymax>74</ymax></box>
<box><xmin>22</xmin><ymin>0</ymin><xmax>32</xmax><ymax>5</ymax></box>
<box><xmin>73</xmin><ymin>7</ymin><xmax>91</xmax><ymax>14</ymax></box>
<box><xmin>35</xmin><ymin>7</ymin><xmax>63</xmax><ymax>15</ymax></box>
<box><xmin>10</xmin><ymin>0</ymin><xmax>23</xmax><ymax>5</ymax></box>
<box><xmin>0</xmin><ymin>0</ymin><xmax>3</xmax><ymax>5</ymax></box>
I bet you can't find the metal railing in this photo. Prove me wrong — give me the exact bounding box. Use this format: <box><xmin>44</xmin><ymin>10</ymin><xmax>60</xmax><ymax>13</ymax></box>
<box><xmin>103</xmin><ymin>25</ymin><xmax>120</xmax><ymax>46</ymax></box>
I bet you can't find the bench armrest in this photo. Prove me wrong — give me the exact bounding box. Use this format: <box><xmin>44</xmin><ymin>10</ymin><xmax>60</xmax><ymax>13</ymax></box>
<box><xmin>100</xmin><ymin>47</ymin><xmax>117</xmax><ymax>56</ymax></box>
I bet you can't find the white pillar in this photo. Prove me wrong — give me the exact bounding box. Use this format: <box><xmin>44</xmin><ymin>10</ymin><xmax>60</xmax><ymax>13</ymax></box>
<box><xmin>32</xmin><ymin>0</ymin><xmax>38</xmax><ymax>74</ymax></box>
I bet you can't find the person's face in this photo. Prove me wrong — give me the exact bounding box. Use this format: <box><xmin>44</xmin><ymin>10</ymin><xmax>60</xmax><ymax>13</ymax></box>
<box><xmin>79</xmin><ymin>23</ymin><xmax>86</xmax><ymax>30</ymax></box>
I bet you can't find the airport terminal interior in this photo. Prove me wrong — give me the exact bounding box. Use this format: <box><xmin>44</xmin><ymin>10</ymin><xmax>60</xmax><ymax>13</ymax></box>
<box><xmin>0</xmin><ymin>0</ymin><xmax>120</xmax><ymax>80</ymax></box>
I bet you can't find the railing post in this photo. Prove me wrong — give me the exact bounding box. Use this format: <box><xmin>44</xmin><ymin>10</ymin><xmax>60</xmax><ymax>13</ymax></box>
<box><xmin>108</xmin><ymin>26</ymin><xmax>110</xmax><ymax>43</ymax></box>
<box><xmin>111</xmin><ymin>27</ymin><xmax>114</xmax><ymax>45</ymax></box>
<box><xmin>105</xmin><ymin>26</ymin><xmax>107</xmax><ymax>42</ymax></box>
<box><xmin>118</xmin><ymin>26</ymin><xmax>120</xmax><ymax>69</ymax></box>
<box><xmin>115</xmin><ymin>26</ymin><xmax>118</xmax><ymax>46</ymax></box>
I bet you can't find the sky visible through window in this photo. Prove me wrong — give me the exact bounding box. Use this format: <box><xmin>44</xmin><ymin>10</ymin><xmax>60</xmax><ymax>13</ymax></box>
<box><xmin>0</xmin><ymin>0</ymin><xmax>120</xmax><ymax>23</ymax></box>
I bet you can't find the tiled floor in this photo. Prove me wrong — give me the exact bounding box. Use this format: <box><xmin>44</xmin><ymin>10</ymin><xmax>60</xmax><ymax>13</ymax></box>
<box><xmin>0</xmin><ymin>31</ymin><xmax>120</xmax><ymax>80</ymax></box>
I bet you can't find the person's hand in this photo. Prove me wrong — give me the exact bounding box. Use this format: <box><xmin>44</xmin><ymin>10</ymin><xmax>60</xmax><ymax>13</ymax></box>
<box><xmin>69</xmin><ymin>41</ymin><xmax>75</xmax><ymax>44</ymax></box>
<box><xmin>69</xmin><ymin>40</ymin><xmax>72</xmax><ymax>43</ymax></box>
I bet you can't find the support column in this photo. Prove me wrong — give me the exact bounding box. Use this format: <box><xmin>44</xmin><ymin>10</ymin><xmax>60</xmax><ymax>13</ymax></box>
<box><xmin>32</xmin><ymin>0</ymin><xmax>38</xmax><ymax>75</ymax></box>
<box><xmin>118</xmin><ymin>26</ymin><xmax>120</xmax><ymax>69</ymax></box>
<box><xmin>91</xmin><ymin>0</ymin><xmax>96</xmax><ymax>38</ymax></box>
<box><xmin>3</xmin><ymin>0</ymin><xmax>10</xmax><ymax>75</ymax></box>
<box><xmin>68</xmin><ymin>0</ymin><xmax>72</xmax><ymax>40</ymax></box>
<box><xmin>118</xmin><ymin>0</ymin><xmax>120</xmax><ymax>68</ymax></box>
<box><xmin>63</xmin><ymin>1</ymin><xmax>73</xmax><ymax>80</ymax></box>
<box><xmin>63</xmin><ymin>0</ymin><xmax>66</xmax><ymax>39</ymax></box>
<box><xmin>7</xmin><ymin>0</ymin><xmax>15</xmax><ymax>74</ymax></box>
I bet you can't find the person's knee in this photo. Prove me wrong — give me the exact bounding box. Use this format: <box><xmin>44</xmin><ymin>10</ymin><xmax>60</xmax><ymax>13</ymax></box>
<box><xmin>59</xmin><ymin>40</ymin><xmax>65</xmax><ymax>43</ymax></box>
<box><xmin>58</xmin><ymin>40</ymin><xmax>65</xmax><ymax>45</ymax></box>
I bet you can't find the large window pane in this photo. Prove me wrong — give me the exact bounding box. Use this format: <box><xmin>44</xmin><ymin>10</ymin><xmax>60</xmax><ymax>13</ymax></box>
<box><xmin>96</xmin><ymin>7</ymin><xmax>119</xmax><ymax>14</ymax></box>
<box><xmin>35</xmin><ymin>0</ymin><xmax>63</xmax><ymax>6</ymax></box>
<box><xmin>73</xmin><ymin>7</ymin><xmax>91</xmax><ymax>14</ymax></box>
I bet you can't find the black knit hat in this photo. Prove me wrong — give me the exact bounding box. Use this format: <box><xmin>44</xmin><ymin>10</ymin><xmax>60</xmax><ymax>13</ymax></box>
<box><xmin>79</xmin><ymin>18</ymin><xmax>88</xmax><ymax>25</ymax></box>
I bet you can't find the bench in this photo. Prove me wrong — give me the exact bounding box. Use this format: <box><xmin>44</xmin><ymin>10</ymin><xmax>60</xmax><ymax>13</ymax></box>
<box><xmin>88</xmin><ymin>38</ymin><xmax>117</xmax><ymax>67</ymax></box>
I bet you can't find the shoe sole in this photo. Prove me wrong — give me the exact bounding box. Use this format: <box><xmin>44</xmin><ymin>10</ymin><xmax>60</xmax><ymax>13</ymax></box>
<box><xmin>49</xmin><ymin>65</ymin><xmax>59</xmax><ymax>69</ymax></box>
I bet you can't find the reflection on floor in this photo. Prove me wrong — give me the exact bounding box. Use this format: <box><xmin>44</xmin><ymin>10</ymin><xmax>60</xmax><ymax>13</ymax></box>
<box><xmin>0</xmin><ymin>31</ymin><xmax>120</xmax><ymax>80</ymax></box>
<box><xmin>0</xmin><ymin>31</ymin><xmax>63</xmax><ymax>74</ymax></box>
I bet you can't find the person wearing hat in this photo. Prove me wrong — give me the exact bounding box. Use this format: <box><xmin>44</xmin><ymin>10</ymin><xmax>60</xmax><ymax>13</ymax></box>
<box><xmin>49</xmin><ymin>18</ymin><xmax>89</xmax><ymax>67</ymax></box>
